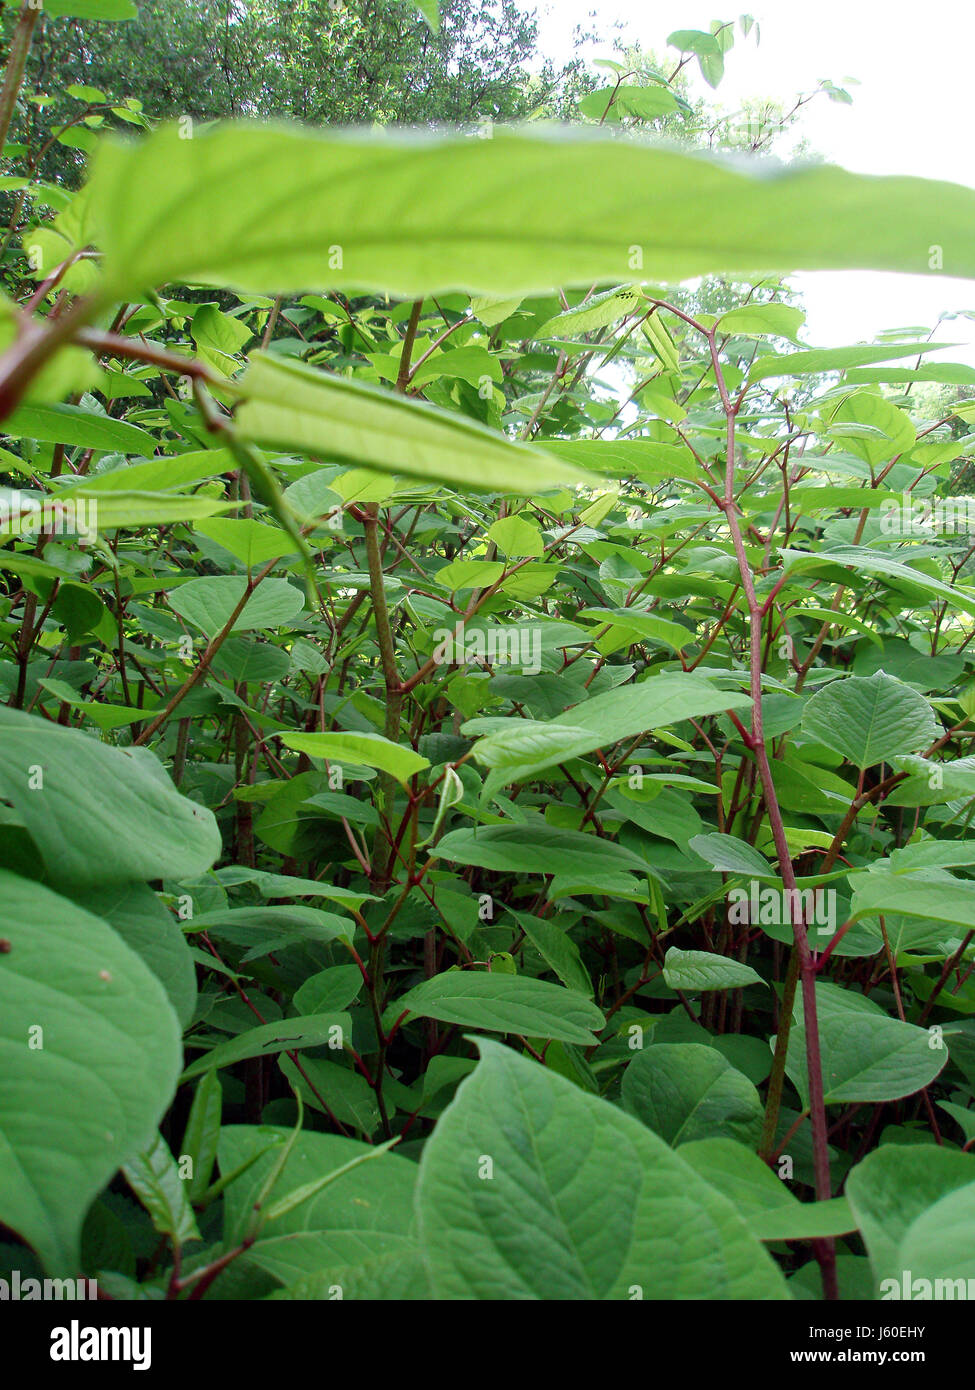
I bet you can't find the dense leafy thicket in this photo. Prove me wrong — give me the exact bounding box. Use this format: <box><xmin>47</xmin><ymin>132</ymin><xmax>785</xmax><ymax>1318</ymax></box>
<box><xmin>2</xmin><ymin>1</ymin><xmax>975</xmax><ymax>1306</ymax></box>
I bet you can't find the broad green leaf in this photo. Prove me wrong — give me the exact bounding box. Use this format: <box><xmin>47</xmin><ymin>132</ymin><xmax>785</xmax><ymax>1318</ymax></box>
<box><xmin>292</xmin><ymin>965</ymin><xmax>364</xmax><ymax>1016</ymax></box>
<box><xmin>845</xmin><ymin>1145</ymin><xmax>975</xmax><ymax>1289</ymax></box>
<box><xmin>938</xmin><ymin>1100</ymin><xmax>975</xmax><ymax>1145</ymax></box>
<box><xmin>578</xmin><ymin>85</ymin><xmax>680</xmax><ymax>122</ymax></box>
<box><xmin>0</xmin><ymin>871</ymin><xmax>181</xmax><ymax>1272</ymax></box>
<box><xmin>67</xmin><ymin>447</ymin><xmax>235</xmax><ymax>493</ymax></box>
<box><xmin>435</xmin><ymin>559</ymin><xmax>505</xmax><ymax>592</ymax></box>
<box><xmin>663</xmin><ymin>948</ymin><xmax>765</xmax><ymax>993</ymax></box>
<box><xmin>281</xmin><ymin>730</ymin><xmax>429</xmax><ymax>786</ymax></box>
<box><xmin>62</xmin><ymin>123</ymin><xmax>975</xmax><ymax>301</ymax></box>
<box><xmin>719</xmin><ymin>303</ymin><xmax>805</xmax><ymax>340</ymax></box>
<box><xmin>850</xmin><ymin>868</ymin><xmax>975</xmax><ymax>935</ymax></box>
<box><xmin>0</xmin><ymin>707</ymin><xmax>220</xmax><ymax>889</ymax></box>
<box><xmin>486</xmin><ymin>514</ymin><xmax>544</xmax><ymax>557</ymax></box>
<box><xmin>72</xmin><ymin>881</ymin><xmax>196</xmax><ymax>1030</ymax></box>
<box><xmin>541</xmin><ymin>437</ymin><xmax>700</xmax><ymax>484</ymax></box>
<box><xmin>688</xmin><ymin>831</ymin><xmax>778</xmax><ymax>879</ymax></box>
<box><xmin>536</xmin><ymin>285</ymin><xmax>643</xmax><ymax>338</ymax></box>
<box><xmin>168</xmin><ymin>575</ymin><xmax>305</xmax><ymax>637</ymax></box>
<box><xmin>786</xmin><ymin>988</ymin><xmax>948</xmax><ymax>1104</ymax></box>
<box><xmin>622</xmin><ymin>1043</ymin><xmax>765</xmax><ymax>1147</ymax></box>
<box><xmin>415</xmin><ymin>1039</ymin><xmax>788</xmax><ymax>1298</ymax></box>
<box><xmin>280</xmin><ymin>1055</ymin><xmax>380</xmax><ymax>1136</ymax></box>
<box><xmin>71</xmin><ymin>490</ymin><xmax>234</xmax><ymax>529</ymax></box>
<box><xmin>194</xmin><ymin>517</ymin><xmax>299</xmax><ymax>566</ymax></box>
<box><xmin>579</xmin><ymin>607</ymin><xmax>693</xmax><ymax>652</ymax></box>
<box><xmin>396</xmin><ymin>972</ymin><xmax>605</xmax><ymax>1045</ymax></box>
<box><xmin>897</xmin><ymin>1184</ymin><xmax>975</xmax><ymax>1290</ymax></box>
<box><xmin>885</xmin><ymin>753</ymin><xmax>975</xmax><ymax>806</ymax></box>
<box><xmin>825</xmin><ymin>391</ymin><xmax>915</xmax><ymax>466</ymax></box>
<box><xmin>800</xmin><ymin>671</ymin><xmax>938</xmax><ymax>769</ymax></box>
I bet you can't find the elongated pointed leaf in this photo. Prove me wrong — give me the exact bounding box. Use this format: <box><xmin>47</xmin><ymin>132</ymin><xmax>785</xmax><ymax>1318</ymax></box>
<box><xmin>56</xmin><ymin>123</ymin><xmax>975</xmax><ymax>302</ymax></box>
<box><xmin>236</xmin><ymin>353</ymin><xmax>593</xmax><ymax>494</ymax></box>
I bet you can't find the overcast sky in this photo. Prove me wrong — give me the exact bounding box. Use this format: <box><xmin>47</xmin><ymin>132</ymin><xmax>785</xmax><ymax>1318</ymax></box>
<box><xmin>531</xmin><ymin>0</ymin><xmax>975</xmax><ymax>360</ymax></box>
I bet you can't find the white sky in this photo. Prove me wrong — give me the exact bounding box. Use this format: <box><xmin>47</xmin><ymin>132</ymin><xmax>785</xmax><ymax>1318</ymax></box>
<box><xmin>532</xmin><ymin>0</ymin><xmax>975</xmax><ymax>362</ymax></box>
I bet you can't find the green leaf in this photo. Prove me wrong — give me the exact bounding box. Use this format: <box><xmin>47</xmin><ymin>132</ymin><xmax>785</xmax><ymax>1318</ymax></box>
<box><xmin>801</xmin><ymin>671</ymin><xmax>938</xmax><ymax>769</ymax></box>
<box><xmin>850</xmin><ymin>868</ymin><xmax>975</xmax><ymax>935</ymax></box>
<box><xmin>680</xmin><ymin>1138</ymin><xmax>857</xmax><ymax>1240</ymax></box>
<box><xmin>470</xmin><ymin>673</ymin><xmax>750</xmax><ymax>790</ymax></box>
<box><xmin>280</xmin><ymin>730</ymin><xmax>429</xmax><ymax>786</ymax></box>
<box><xmin>786</xmin><ymin>546</ymin><xmax>975</xmax><ymax>621</ymax></box>
<box><xmin>168</xmin><ymin>575</ymin><xmax>305</xmax><ymax>637</ymax></box>
<box><xmin>579</xmin><ymin>607</ymin><xmax>693</xmax><ymax>653</ymax></box>
<box><xmin>897</xmin><ymin>1184</ymin><xmax>975</xmax><ymax>1291</ymax></box>
<box><xmin>121</xmin><ymin>1132</ymin><xmax>201</xmax><ymax>1251</ymax></box>
<box><xmin>219</xmin><ymin>1126</ymin><xmax>425</xmax><ymax>1297</ymax></box>
<box><xmin>193</xmin><ymin>517</ymin><xmax>299</xmax><ymax>566</ymax></box>
<box><xmin>3</xmin><ymin>403</ymin><xmax>154</xmax><ymax>452</ymax></box>
<box><xmin>434</xmin><ymin>824</ymin><xmax>650</xmax><ymax>879</ymax></box>
<box><xmin>688</xmin><ymin>831</ymin><xmax>778</xmax><ymax>879</ymax></box>
<box><xmin>622</xmin><ymin>1043</ymin><xmax>765</xmax><ymax>1147</ymax></box>
<box><xmin>579</xmin><ymin>85</ymin><xmax>680</xmax><ymax>122</ymax></box>
<box><xmin>663</xmin><ymin>948</ymin><xmax>765</xmax><ymax>993</ymax></box>
<box><xmin>236</xmin><ymin>353</ymin><xmax>593</xmax><ymax>494</ymax></box>
<box><xmin>937</xmin><ymin>1101</ymin><xmax>975</xmax><ymax>1146</ymax></box>
<box><xmin>0</xmin><ymin>871</ymin><xmax>181</xmax><ymax>1273</ymax></box>
<box><xmin>845</xmin><ymin>1145</ymin><xmax>975</xmax><ymax>1290</ymax></box>
<box><xmin>72</xmin><ymin>882</ymin><xmax>196</xmax><ymax>1030</ymax></box>
<box><xmin>536</xmin><ymin>285</ymin><xmax>643</xmax><ymax>338</ymax></box>
<box><xmin>292</xmin><ymin>965</ymin><xmax>364</xmax><ymax>1016</ymax></box>
<box><xmin>786</xmin><ymin>987</ymin><xmax>948</xmax><ymax>1103</ymax></box>
<box><xmin>280</xmin><ymin>1055</ymin><xmax>380</xmax><ymax>1136</ymax></box>
<box><xmin>486</xmin><ymin>514</ymin><xmax>544</xmax><ymax>557</ymax></box>
<box><xmin>719</xmin><ymin>303</ymin><xmax>805</xmax><ymax>340</ymax></box>
<box><xmin>181</xmin><ymin>1013</ymin><xmax>352</xmax><ymax>1081</ymax></box>
<box><xmin>748</xmin><ymin>341</ymin><xmax>952</xmax><ymax>381</ymax></box>
<box><xmin>0</xmin><ymin>707</ymin><xmax>220</xmax><ymax>890</ymax></box>
<box><xmin>510</xmin><ymin>909</ymin><xmax>593</xmax><ymax>997</ymax></box>
<box><xmin>415</xmin><ymin>1039</ymin><xmax>788</xmax><ymax>1298</ymax></box>
<box><xmin>435</xmin><ymin>559</ymin><xmax>505</xmax><ymax>592</ymax></box>
<box><xmin>396</xmin><ymin>972</ymin><xmax>605</xmax><ymax>1045</ymax></box>
<box><xmin>66</xmin><ymin>124</ymin><xmax>975</xmax><ymax>301</ymax></box>
<box><xmin>181</xmin><ymin>1071</ymin><xmax>223</xmax><ymax>1202</ymax></box>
